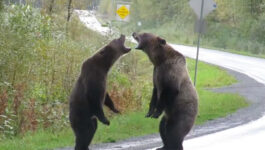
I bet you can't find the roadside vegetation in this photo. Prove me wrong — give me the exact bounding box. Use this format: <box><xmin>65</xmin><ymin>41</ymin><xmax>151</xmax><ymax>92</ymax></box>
<box><xmin>0</xmin><ymin>53</ymin><xmax>248</xmax><ymax>150</ymax></box>
<box><xmin>0</xmin><ymin>1</ymin><xmax>248</xmax><ymax>150</ymax></box>
<box><xmin>99</xmin><ymin>0</ymin><xmax>265</xmax><ymax>58</ymax></box>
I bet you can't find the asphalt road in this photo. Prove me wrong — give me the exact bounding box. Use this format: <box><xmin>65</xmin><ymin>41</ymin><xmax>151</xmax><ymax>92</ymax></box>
<box><xmin>58</xmin><ymin>68</ymin><xmax>265</xmax><ymax>150</ymax></box>
<box><xmin>167</xmin><ymin>45</ymin><xmax>265</xmax><ymax>150</ymax></box>
<box><xmin>57</xmin><ymin>10</ymin><xmax>265</xmax><ymax>150</ymax></box>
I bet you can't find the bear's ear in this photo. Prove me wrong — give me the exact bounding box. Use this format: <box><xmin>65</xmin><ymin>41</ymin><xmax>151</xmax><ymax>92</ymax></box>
<box><xmin>157</xmin><ymin>37</ymin><xmax>166</xmax><ymax>46</ymax></box>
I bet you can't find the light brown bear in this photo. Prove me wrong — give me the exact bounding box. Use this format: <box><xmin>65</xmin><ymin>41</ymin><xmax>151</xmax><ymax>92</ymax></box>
<box><xmin>132</xmin><ymin>32</ymin><xmax>198</xmax><ymax>150</ymax></box>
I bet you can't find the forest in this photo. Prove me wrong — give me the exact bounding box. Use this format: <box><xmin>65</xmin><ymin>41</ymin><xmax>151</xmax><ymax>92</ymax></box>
<box><xmin>99</xmin><ymin>0</ymin><xmax>265</xmax><ymax>56</ymax></box>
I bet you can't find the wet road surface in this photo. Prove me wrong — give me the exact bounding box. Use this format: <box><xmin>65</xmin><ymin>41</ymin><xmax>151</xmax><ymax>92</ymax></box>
<box><xmin>57</xmin><ymin>10</ymin><xmax>265</xmax><ymax>150</ymax></box>
<box><xmin>57</xmin><ymin>69</ymin><xmax>265</xmax><ymax>150</ymax></box>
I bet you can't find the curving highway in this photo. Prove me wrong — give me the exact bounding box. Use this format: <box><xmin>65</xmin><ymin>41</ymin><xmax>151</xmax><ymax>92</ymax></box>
<box><xmin>60</xmin><ymin>10</ymin><xmax>265</xmax><ymax>150</ymax></box>
<box><xmin>151</xmin><ymin>44</ymin><xmax>265</xmax><ymax>150</ymax></box>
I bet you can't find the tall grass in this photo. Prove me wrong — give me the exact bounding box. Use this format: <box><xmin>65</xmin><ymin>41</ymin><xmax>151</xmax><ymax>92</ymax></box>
<box><xmin>0</xmin><ymin>56</ymin><xmax>248</xmax><ymax>150</ymax></box>
<box><xmin>0</xmin><ymin>4</ymin><xmax>108</xmax><ymax>139</ymax></box>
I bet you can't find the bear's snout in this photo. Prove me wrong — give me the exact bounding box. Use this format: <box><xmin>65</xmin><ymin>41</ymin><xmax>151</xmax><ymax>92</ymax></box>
<box><xmin>132</xmin><ymin>32</ymin><xmax>138</xmax><ymax>40</ymax></box>
<box><xmin>119</xmin><ymin>34</ymin><xmax>125</xmax><ymax>43</ymax></box>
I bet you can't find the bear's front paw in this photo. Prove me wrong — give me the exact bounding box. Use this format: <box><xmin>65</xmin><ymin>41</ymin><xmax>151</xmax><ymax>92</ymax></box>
<box><xmin>145</xmin><ymin>111</ymin><xmax>153</xmax><ymax>118</ymax></box>
<box><xmin>112</xmin><ymin>108</ymin><xmax>120</xmax><ymax>114</ymax></box>
<box><xmin>103</xmin><ymin>120</ymin><xmax>110</xmax><ymax>126</ymax></box>
<box><xmin>145</xmin><ymin>108</ymin><xmax>155</xmax><ymax>118</ymax></box>
<box><xmin>100</xmin><ymin>118</ymin><xmax>110</xmax><ymax>126</ymax></box>
<box><xmin>151</xmin><ymin>110</ymin><xmax>162</xmax><ymax>119</ymax></box>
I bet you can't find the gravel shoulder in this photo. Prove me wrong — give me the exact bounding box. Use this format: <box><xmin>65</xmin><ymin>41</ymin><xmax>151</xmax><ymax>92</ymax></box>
<box><xmin>57</xmin><ymin>68</ymin><xmax>265</xmax><ymax>150</ymax></box>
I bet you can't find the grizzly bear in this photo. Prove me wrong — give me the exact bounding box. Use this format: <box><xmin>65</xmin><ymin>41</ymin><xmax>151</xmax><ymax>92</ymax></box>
<box><xmin>132</xmin><ymin>32</ymin><xmax>198</xmax><ymax>150</ymax></box>
<box><xmin>69</xmin><ymin>34</ymin><xmax>131</xmax><ymax>150</ymax></box>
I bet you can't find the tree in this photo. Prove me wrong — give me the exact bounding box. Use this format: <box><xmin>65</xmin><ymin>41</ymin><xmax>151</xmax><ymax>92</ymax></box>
<box><xmin>67</xmin><ymin>0</ymin><xmax>72</xmax><ymax>22</ymax></box>
<box><xmin>0</xmin><ymin>0</ymin><xmax>3</xmax><ymax>12</ymax></box>
<box><xmin>48</xmin><ymin>0</ymin><xmax>55</xmax><ymax>14</ymax></box>
<box><xmin>250</xmin><ymin>0</ymin><xmax>265</xmax><ymax>15</ymax></box>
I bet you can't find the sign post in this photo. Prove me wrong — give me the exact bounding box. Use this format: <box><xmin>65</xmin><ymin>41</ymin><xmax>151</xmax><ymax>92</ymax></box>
<box><xmin>189</xmin><ymin>0</ymin><xmax>217</xmax><ymax>86</ymax></box>
<box><xmin>194</xmin><ymin>0</ymin><xmax>204</xmax><ymax>87</ymax></box>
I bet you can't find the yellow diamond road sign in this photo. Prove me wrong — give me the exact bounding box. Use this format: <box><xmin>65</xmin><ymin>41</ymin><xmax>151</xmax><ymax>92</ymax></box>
<box><xmin>116</xmin><ymin>4</ymin><xmax>130</xmax><ymax>21</ymax></box>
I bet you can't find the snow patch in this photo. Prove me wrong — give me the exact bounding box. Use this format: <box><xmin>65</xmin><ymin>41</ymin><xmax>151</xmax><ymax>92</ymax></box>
<box><xmin>74</xmin><ymin>10</ymin><xmax>111</xmax><ymax>36</ymax></box>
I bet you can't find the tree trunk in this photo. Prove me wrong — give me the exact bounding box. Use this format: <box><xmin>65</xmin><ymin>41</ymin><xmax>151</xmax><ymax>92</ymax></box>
<box><xmin>67</xmin><ymin>0</ymin><xmax>73</xmax><ymax>22</ymax></box>
<box><xmin>0</xmin><ymin>0</ymin><xmax>3</xmax><ymax>12</ymax></box>
<box><xmin>49</xmin><ymin>0</ymin><xmax>55</xmax><ymax>14</ymax></box>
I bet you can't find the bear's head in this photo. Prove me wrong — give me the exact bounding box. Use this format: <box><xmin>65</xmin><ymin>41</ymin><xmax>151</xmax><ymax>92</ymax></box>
<box><xmin>108</xmin><ymin>34</ymin><xmax>131</xmax><ymax>55</ymax></box>
<box><xmin>132</xmin><ymin>32</ymin><xmax>167</xmax><ymax>65</ymax></box>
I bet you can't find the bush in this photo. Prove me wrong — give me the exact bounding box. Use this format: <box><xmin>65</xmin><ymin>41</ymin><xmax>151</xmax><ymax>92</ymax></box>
<box><xmin>0</xmin><ymin>4</ymin><xmax>106</xmax><ymax>139</ymax></box>
<box><xmin>0</xmin><ymin>3</ymin><xmax>155</xmax><ymax>140</ymax></box>
<box><xmin>250</xmin><ymin>15</ymin><xmax>265</xmax><ymax>45</ymax></box>
<box><xmin>104</xmin><ymin>0</ymin><xmax>265</xmax><ymax>56</ymax></box>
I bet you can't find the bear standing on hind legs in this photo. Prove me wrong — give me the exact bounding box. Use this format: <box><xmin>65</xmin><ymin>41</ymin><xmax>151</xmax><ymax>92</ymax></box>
<box><xmin>133</xmin><ymin>32</ymin><xmax>198</xmax><ymax>150</ymax></box>
<box><xmin>69</xmin><ymin>35</ymin><xmax>131</xmax><ymax>150</ymax></box>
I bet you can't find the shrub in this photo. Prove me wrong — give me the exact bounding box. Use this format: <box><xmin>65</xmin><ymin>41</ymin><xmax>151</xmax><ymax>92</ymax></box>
<box><xmin>0</xmin><ymin>4</ymin><xmax>103</xmax><ymax>139</ymax></box>
<box><xmin>0</xmin><ymin>3</ymin><xmax>152</xmax><ymax>140</ymax></box>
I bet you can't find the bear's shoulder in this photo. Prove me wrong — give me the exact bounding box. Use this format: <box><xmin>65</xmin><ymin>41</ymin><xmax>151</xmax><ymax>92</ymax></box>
<box><xmin>163</xmin><ymin>45</ymin><xmax>186</xmax><ymax>65</ymax></box>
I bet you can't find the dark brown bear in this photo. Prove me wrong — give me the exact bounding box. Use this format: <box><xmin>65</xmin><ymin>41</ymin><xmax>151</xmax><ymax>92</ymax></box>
<box><xmin>69</xmin><ymin>35</ymin><xmax>131</xmax><ymax>150</ymax></box>
<box><xmin>132</xmin><ymin>32</ymin><xmax>198</xmax><ymax>150</ymax></box>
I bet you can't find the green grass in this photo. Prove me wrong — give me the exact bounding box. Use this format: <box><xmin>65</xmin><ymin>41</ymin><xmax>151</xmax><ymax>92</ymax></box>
<box><xmin>187</xmin><ymin>59</ymin><xmax>248</xmax><ymax>124</ymax></box>
<box><xmin>0</xmin><ymin>129</ymin><xmax>74</xmax><ymax>150</ymax></box>
<box><xmin>0</xmin><ymin>111</ymin><xmax>159</xmax><ymax>150</ymax></box>
<box><xmin>0</xmin><ymin>56</ymin><xmax>248</xmax><ymax>150</ymax></box>
<box><xmin>197</xmin><ymin>89</ymin><xmax>247</xmax><ymax>124</ymax></box>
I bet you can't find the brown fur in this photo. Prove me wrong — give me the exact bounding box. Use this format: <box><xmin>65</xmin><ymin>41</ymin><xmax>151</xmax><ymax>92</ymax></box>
<box><xmin>133</xmin><ymin>32</ymin><xmax>198</xmax><ymax>150</ymax></box>
<box><xmin>69</xmin><ymin>35</ymin><xmax>131</xmax><ymax>150</ymax></box>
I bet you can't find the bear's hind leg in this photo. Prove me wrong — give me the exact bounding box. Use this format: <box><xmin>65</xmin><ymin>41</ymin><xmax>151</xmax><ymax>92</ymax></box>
<box><xmin>74</xmin><ymin>118</ymin><xmax>98</xmax><ymax>150</ymax></box>
<box><xmin>157</xmin><ymin>116</ymin><xmax>167</xmax><ymax>150</ymax></box>
<box><xmin>86</xmin><ymin>118</ymin><xmax>98</xmax><ymax>146</ymax></box>
<box><xmin>74</xmin><ymin>126</ymin><xmax>90</xmax><ymax>150</ymax></box>
<box><xmin>164</xmin><ymin>118</ymin><xmax>186</xmax><ymax>150</ymax></box>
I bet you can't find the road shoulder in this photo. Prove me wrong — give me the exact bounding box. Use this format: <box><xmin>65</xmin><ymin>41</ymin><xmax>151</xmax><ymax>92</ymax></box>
<box><xmin>57</xmin><ymin>68</ymin><xmax>265</xmax><ymax>150</ymax></box>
